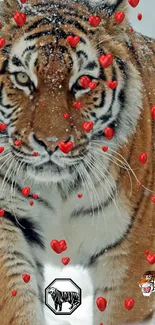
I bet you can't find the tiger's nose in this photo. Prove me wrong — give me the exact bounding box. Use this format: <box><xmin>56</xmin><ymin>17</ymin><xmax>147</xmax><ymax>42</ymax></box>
<box><xmin>33</xmin><ymin>134</ymin><xmax>71</xmax><ymax>153</ymax></box>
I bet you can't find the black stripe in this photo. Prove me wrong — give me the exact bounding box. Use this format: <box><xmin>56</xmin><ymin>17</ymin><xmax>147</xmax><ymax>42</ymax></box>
<box><xmin>88</xmin><ymin>188</ymin><xmax>145</xmax><ymax>266</ymax></box>
<box><xmin>12</xmin><ymin>56</ymin><xmax>24</xmax><ymax>68</ymax></box>
<box><xmin>0</xmin><ymin>59</ymin><xmax>8</xmax><ymax>74</ymax></box>
<box><xmin>3</xmin><ymin>211</ymin><xmax>45</xmax><ymax>249</ymax></box>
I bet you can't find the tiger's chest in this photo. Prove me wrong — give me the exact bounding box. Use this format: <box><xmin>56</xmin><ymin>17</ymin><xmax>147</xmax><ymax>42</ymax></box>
<box><xmin>30</xmin><ymin>180</ymin><xmax>132</xmax><ymax>267</ymax></box>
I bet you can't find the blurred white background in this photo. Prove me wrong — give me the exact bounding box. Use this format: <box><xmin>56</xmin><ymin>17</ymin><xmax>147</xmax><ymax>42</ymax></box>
<box><xmin>128</xmin><ymin>0</ymin><xmax>155</xmax><ymax>37</ymax></box>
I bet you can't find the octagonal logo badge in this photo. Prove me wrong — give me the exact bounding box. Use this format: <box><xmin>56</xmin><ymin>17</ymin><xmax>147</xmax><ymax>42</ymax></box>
<box><xmin>45</xmin><ymin>278</ymin><xmax>82</xmax><ymax>315</ymax></box>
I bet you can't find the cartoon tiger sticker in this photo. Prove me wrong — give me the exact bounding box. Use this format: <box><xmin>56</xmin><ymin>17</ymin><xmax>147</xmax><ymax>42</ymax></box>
<box><xmin>139</xmin><ymin>271</ymin><xmax>155</xmax><ymax>297</ymax></box>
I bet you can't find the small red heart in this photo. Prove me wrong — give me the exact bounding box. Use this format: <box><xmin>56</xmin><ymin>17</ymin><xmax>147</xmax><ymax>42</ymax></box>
<box><xmin>41</xmin><ymin>103</ymin><xmax>45</xmax><ymax>107</ymax></box>
<box><xmin>50</xmin><ymin>240</ymin><xmax>63</xmax><ymax>254</ymax></box>
<box><xmin>0</xmin><ymin>123</ymin><xmax>7</xmax><ymax>131</ymax></box>
<box><xmin>146</xmin><ymin>253</ymin><xmax>155</xmax><ymax>264</ymax></box>
<box><xmin>33</xmin><ymin>151</ymin><xmax>39</xmax><ymax>156</ymax></box>
<box><xmin>139</xmin><ymin>153</ymin><xmax>147</xmax><ymax>164</ymax></box>
<box><xmin>88</xmin><ymin>16</ymin><xmax>101</xmax><ymax>27</ymax></box>
<box><xmin>30</xmin><ymin>201</ymin><xmax>34</xmax><ymax>206</ymax></box>
<box><xmin>138</xmin><ymin>182</ymin><xmax>142</xmax><ymax>187</ymax></box>
<box><xmin>58</xmin><ymin>141</ymin><xmax>73</xmax><ymax>154</ymax></box>
<box><xmin>80</xmin><ymin>76</ymin><xmax>91</xmax><ymax>88</ymax></box>
<box><xmin>14</xmin><ymin>12</ymin><xmax>27</xmax><ymax>27</ymax></box>
<box><xmin>145</xmin><ymin>250</ymin><xmax>149</xmax><ymax>255</ymax></box>
<box><xmin>59</xmin><ymin>240</ymin><xmax>67</xmax><ymax>251</ymax></box>
<box><xmin>0</xmin><ymin>146</ymin><xmax>4</xmax><ymax>153</ymax></box>
<box><xmin>21</xmin><ymin>187</ymin><xmax>30</xmax><ymax>197</ymax></box>
<box><xmin>20</xmin><ymin>0</ymin><xmax>26</xmax><ymax>3</ymax></box>
<box><xmin>128</xmin><ymin>0</ymin><xmax>139</xmax><ymax>8</ymax></box>
<box><xmin>61</xmin><ymin>257</ymin><xmax>70</xmax><ymax>265</ymax></box>
<box><xmin>124</xmin><ymin>298</ymin><xmax>135</xmax><ymax>310</ymax></box>
<box><xmin>151</xmin><ymin>106</ymin><xmax>155</xmax><ymax>119</ymax></box>
<box><xmin>73</xmin><ymin>102</ymin><xmax>83</xmax><ymax>110</ymax></box>
<box><xmin>0</xmin><ymin>209</ymin><xmax>4</xmax><ymax>217</ymax></box>
<box><xmin>82</xmin><ymin>121</ymin><xmax>94</xmax><ymax>133</ymax></box>
<box><xmin>104</xmin><ymin>127</ymin><xmax>114</xmax><ymax>140</ymax></box>
<box><xmin>66</xmin><ymin>36</ymin><xmax>80</xmax><ymax>47</ymax></box>
<box><xmin>96</xmin><ymin>297</ymin><xmax>107</xmax><ymax>311</ymax></box>
<box><xmin>12</xmin><ymin>290</ymin><xmax>17</xmax><ymax>296</ymax></box>
<box><xmin>0</xmin><ymin>38</ymin><xmax>6</xmax><ymax>49</ymax></box>
<box><xmin>89</xmin><ymin>81</ymin><xmax>97</xmax><ymax>90</ymax></box>
<box><xmin>130</xmin><ymin>28</ymin><xmax>134</xmax><ymax>33</ymax></box>
<box><xmin>32</xmin><ymin>193</ymin><xmax>38</xmax><ymax>200</ymax></box>
<box><xmin>101</xmin><ymin>146</ymin><xmax>108</xmax><ymax>152</ymax></box>
<box><xmin>14</xmin><ymin>140</ymin><xmax>22</xmax><ymax>146</ymax></box>
<box><xmin>22</xmin><ymin>273</ymin><xmax>31</xmax><ymax>283</ymax></box>
<box><xmin>99</xmin><ymin>54</ymin><xmax>114</xmax><ymax>68</ymax></box>
<box><xmin>77</xmin><ymin>193</ymin><xmax>83</xmax><ymax>198</ymax></box>
<box><xmin>114</xmin><ymin>12</ymin><xmax>125</xmax><ymax>24</ymax></box>
<box><xmin>63</xmin><ymin>113</ymin><xmax>70</xmax><ymax>119</ymax></box>
<box><xmin>151</xmin><ymin>196</ymin><xmax>155</xmax><ymax>203</ymax></box>
<box><xmin>107</xmin><ymin>80</ymin><xmax>118</xmax><ymax>90</ymax></box>
<box><xmin>137</xmin><ymin>13</ymin><xmax>142</xmax><ymax>21</ymax></box>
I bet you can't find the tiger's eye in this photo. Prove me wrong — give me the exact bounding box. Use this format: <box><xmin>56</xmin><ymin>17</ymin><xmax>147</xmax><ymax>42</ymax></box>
<box><xmin>16</xmin><ymin>72</ymin><xmax>30</xmax><ymax>85</ymax></box>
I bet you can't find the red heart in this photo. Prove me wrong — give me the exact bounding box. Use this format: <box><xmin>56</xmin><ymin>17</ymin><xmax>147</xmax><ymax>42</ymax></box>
<box><xmin>145</xmin><ymin>250</ymin><xmax>149</xmax><ymax>255</ymax></box>
<box><xmin>73</xmin><ymin>102</ymin><xmax>83</xmax><ymax>110</ymax></box>
<box><xmin>32</xmin><ymin>193</ymin><xmax>38</xmax><ymax>200</ymax></box>
<box><xmin>151</xmin><ymin>196</ymin><xmax>155</xmax><ymax>203</ymax></box>
<box><xmin>12</xmin><ymin>290</ymin><xmax>17</xmax><ymax>296</ymax></box>
<box><xmin>61</xmin><ymin>257</ymin><xmax>70</xmax><ymax>265</ymax></box>
<box><xmin>128</xmin><ymin>0</ymin><xmax>139</xmax><ymax>8</ymax></box>
<box><xmin>20</xmin><ymin>0</ymin><xmax>26</xmax><ymax>3</ymax></box>
<box><xmin>21</xmin><ymin>187</ymin><xmax>30</xmax><ymax>197</ymax></box>
<box><xmin>66</xmin><ymin>36</ymin><xmax>80</xmax><ymax>47</ymax></box>
<box><xmin>30</xmin><ymin>201</ymin><xmax>34</xmax><ymax>206</ymax></box>
<box><xmin>63</xmin><ymin>113</ymin><xmax>69</xmax><ymax>119</ymax></box>
<box><xmin>82</xmin><ymin>121</ymin><xmax>94</xmax><ymax>133</ymax></box>
<box><xmin>0</xmin><ymin>123</ymin><xmax>7</xmax><ymax>131</ymax></box>
<box><xmin>88</xmin><ymin>16</ymin><xmax>101</xmax><ymax>27</ymax></box>
<box><xmin>33</xmin><ymin>151</ymin><xmax>39</xmax><ymax>156</ymax></box>
<box><xmin>0</xmin><ymin>209</ymin><xmax>4</xmax><ymax>217</ymax></box>
<box><xmin>124</xmin><ymin>298</ymin><xmax>135</xmax><ymax>310</ymax></box>
<box><xmin>0</xmin><ymin>146</ymin><xmax>4</xmax><ymax>153</ymax></box>
<box><xmin>99</xmin><ymin>54</ymin><xmax>114</xmax><ymax>68</ymax></box>
<box><xmin>80</xmin><ymin>76</ymin><xmax>91</xmax><ymax>88</ymax></box>
<box><xmin>0</xmin><ymin>38</ymin><xmax>6</xmax><ymax>49</ymax></box>
<box><xmin>14</xmin><ymin>140</ymin><xmax>22</xmax><ymax>146</ymax></box>
<box><xmin>50</xmin><ymin>240</ymin><xmax>63</xmax><ymax>254</ymax></box>
<box><xmin>137</xmin><ymin>13</ymin><xmax>142</xmax><ymax>21</ymax></box>
<box><xmin>77</xmin><ymin>193</ymin><xmax>83</xmax><ymax>198</ymax></box>
<box><xmin>104</xmin><ymin>127</ymin><xmax>114</xmax><ymax>140</ymax></box>
<box><xmin>146</xmin><ymin>253</ymin><xmax>155</xmax><ymax>264</ymax></box>
<box><xmin>114</xmin><ymin>12</ymin><xmax>125</xmax><ymax>24</ymax></box>
<box><xmin>58</xmin><ymin>141</ymin><xmax>73</xmax><ymax>154</ymax></box>
<box><xmin>107</xmin><ymin>80</ymin><xmax>118</xmax><ymax>90</ymax></box>
<box><xmin>89</xmin><ymin>81</ymin><xmax>97</xmax><ymax>90</ymax></box>
<box><xmin>59</xmin><ymin>240</ymin><xmax>67</xmax><ymax>251</ymax></box>
<box><xmin>139</xmin><ymin>153</ymin><xmax>147</xmax><ymax>164</ymax></box>
<box><xmin>22</xmin><ymin>273</ymin><xmax>31</xmax><ymax>283</ymax></box>
<box><xmin>14</xmin><ymin>12</ymin><xmax>27</xmax><ymax>27</ymax></box>
<box><xmin>96</xmin><ymin>297</ymin><xmax>107</xmax><ymax>311</ymax></box>
<box><xmin>102</xmin><ymin>146</ymin><xmax>108</xmax><ymax>152</ymax></box>
<box><xmin>151</xmin><ymin>106</ymin><xmax>155</xmax><ymax>119</ymax></box>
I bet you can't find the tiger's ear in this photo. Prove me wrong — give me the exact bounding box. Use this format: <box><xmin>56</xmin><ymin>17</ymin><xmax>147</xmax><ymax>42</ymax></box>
<box><xmin>0</xmin><ymin>0</ymin><xmax>24</xmax><ymax>23</ymax></box>
<box><xmin>83</xmin><ymin>0</ymin><xmax>127</xmax><ymax>16</ymax></box>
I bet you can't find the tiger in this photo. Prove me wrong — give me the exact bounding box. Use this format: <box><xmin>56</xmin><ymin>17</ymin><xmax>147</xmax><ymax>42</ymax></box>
<box><xmin>139</xmin><ymin>271</ymin><xmax>155</xmax><ymax>297</ymax></box>
<box><xmin>48</xmin><ymin>287</ymin><xmax>80</xmax><ymax>311</ymax></box>
<box><xmin>0</xmin><ymin>0</ymin><xmax>155</xmax><ymax>324</ymax></box>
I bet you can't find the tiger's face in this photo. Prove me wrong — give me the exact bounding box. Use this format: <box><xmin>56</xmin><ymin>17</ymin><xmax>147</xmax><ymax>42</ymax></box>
<box><xmin>139</xmin><ymin>272</ymin><xmax>155</xmax><ymax>297</ymax></box>
<box><xmin>0</xmin><ymin>0</ymin><xmax>142</xmax><ymax>184</ymax></box>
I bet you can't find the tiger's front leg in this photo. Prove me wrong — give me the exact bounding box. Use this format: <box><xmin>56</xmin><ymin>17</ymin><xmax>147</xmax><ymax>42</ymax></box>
<box><xmin>0</xmin><ymin>217</ymin><xmax>45</xmax><ymax>325</ymax></box>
